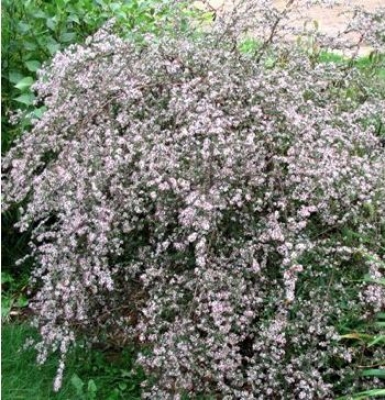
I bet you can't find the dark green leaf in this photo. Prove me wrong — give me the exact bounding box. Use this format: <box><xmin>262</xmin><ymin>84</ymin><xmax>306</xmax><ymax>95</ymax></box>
<box><xmin>377</xmin><ymin>313</ymin><xmax>385</xmax><ymax>320</ymax></box>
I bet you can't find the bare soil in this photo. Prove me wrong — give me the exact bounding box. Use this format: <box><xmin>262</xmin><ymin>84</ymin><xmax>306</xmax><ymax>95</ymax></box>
<box><xmin>201</xmin><ymin>1</ymin><xmax>384</xmax><ymax>54</ymax></box>
<box><xmin>275</xmin><ymin>0</ymin><xmax>384</xmax><ymax>38</ymax></box>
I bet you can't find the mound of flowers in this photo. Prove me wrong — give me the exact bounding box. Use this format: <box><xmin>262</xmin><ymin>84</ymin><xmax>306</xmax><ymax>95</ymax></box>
<box><xmin>3</xmin><ymin>1</ymin><xmax>385</xmax><ymax>398</ymax></box>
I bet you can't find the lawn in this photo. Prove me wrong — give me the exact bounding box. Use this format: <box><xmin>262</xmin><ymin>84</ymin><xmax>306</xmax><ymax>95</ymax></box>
<box><xmin>1</xmin><ymin>323</ymin><xmax>144</xmax><ymax>400</ymax></box>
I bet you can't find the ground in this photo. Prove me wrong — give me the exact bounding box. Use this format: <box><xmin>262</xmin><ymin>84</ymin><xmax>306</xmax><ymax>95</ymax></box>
<box><xmin>197</xmin><ymin>0</ymin><xmax>384</xmax><ymax>54</ymax></box>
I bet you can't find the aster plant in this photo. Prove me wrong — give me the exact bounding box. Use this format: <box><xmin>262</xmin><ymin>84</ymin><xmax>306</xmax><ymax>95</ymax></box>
<box><xmin>2</xmin><ymin>1</ymin><xmax>385</xmax><ymax>398</ymax></box>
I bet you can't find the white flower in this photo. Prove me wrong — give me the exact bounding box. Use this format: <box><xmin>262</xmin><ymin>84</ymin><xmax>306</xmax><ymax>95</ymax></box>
<box><xmin>188</xmin><ymin>232</ymin><xmax>198</xmax><ymax>243</ymax></box>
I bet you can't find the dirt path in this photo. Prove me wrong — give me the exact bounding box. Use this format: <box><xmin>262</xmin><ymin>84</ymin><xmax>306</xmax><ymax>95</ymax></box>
<box><xmin>199</xmin><ymin>1</ymin><xmax>384</xmax><ymax>54</ymax></box>
<box><xmin>274</xmin><ymin>0</ymin><xmax>384</xmax><ymax>36</ymax></box>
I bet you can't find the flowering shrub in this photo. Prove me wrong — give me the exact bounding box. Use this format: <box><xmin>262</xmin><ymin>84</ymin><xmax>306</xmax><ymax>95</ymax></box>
<box><xmin>3</xmin><ymin>1</ymin><xmax>385</xmax><ymax>398</ymax></box>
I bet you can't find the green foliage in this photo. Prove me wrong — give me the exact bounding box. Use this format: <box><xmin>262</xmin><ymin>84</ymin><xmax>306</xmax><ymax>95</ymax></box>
<box><xmin>70</xmin><ymin>374</ymin><xmax>98</xmax><ymax>400</ymax></box>
<box><xmin>337</xmin><ymin>389</ymin><xmax>385</xmax><ymax>400</ymax></box>
<box><xmin>1</xmin><ymin>204</ymin><xmax>34</xmax><ymax>276</ymax></box>
<box><xmin>338</xmin><ymin>276</ymin><xmax>385</xmax><ymax>400</ymax></box>
<box><xmin>1</xmin><ymin>323</ymin><xmax>144</xmax><ymax>400</ymax></box>
<box><xmin>1</xmin><ymin>0</ymin><xmax>191</xmax><ymax>152</ymax></box>
<box><xmin>1</xmin><ymin>271</ymin><xmax>29</xmax><ymax>322</ymax></box>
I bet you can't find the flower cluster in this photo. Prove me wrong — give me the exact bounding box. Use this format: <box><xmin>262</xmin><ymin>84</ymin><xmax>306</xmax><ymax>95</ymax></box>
<box><xmin>3</xmin><ymin>1</ymin><xmax>385</xmax><ymax>398</ymax></box>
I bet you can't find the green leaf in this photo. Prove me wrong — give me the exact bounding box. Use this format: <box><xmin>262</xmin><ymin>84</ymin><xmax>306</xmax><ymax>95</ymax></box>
<box><xmin>9</xmin><ymin>72</ymin><xmax>24</xmax><ymax>84</ymax></box>
<box><xmin>17</xmin><ymin>22</ymin><xmax>31</xmax><ymax>34</ymax></box>
<box><xmin>71</xmin><ymin>373</ymin><xmax>84</xmax><ymax>392</ymax></box>
<box><xmin>106</xmin><ymin>390</ymin><xmax>120</xmax><ymax>400</ymax></box>
<box><xmin>47</xmin><ymin>42</ymin><xmax>61</xmax><ymax>55</ymax></box>
<box><xmin>32</xmin><ymin>106</ymin><xmax>47</xmax><ymax>119</ymax></box>
<box><xmin>362</xmin><ymin>369</ymin><xmax>385</xmax><ymax>379</ymax></box>
<box><xmin>33</xmin><ymin>9</ymin><xmax>47</xmax><ymax>19</ymax></box>
<box><xmin>95</xmin><ymin>0</ymin><xmax>108</xmax><ymax>7</ymax></box>
<box><xmin>14</xmin><ymin>93</ymin><xmax>35</xmax><ymax>106</ymax></box>
<box><xmin>120</xmin><ymin>369</ymin><xmax>131</xmax><ymax>378</ymax></box>
<box><xmin>1</xmin><ymin>298</ymin><xmax>12</xmax><ymax>319</ymax></box>
<box><xmin>15</xmin><ymin>77</ymin><xmax>34</xmax><ymax>91</ymax></box>
<box><xmin>87</xmin><ymin>379</ymin><xmax>97</xmax><ymax>393</ymax></box>
<box><xmin>23</xmin><ymin>41</ymin><xmax>38</xmax><ymax>51</ymax></box>
<box><xmin>265</xmin><ymin>57</ymin><xmax>276</xmax><ymax>68</ymax></box>
<box><xmin>109</xmin><ymin>2</ymin><xmax>122</xmax><ymax>12</ymax></box>
<box><xmin>1</xmin><ymin>272</ymin><xmax>14</xmax><ymax>284</ymax></box>
<box><xmin>16</xmin><ymin>296</ymin><xmax>28</xmax><ymax>308</ymax></box>
<box><xmin>46</xmin><ymin>17</ymin><xmax>57</xmax><ymax>31</ymax></box>
<box><xmin>363</xmin><ymin>275</ymin><xmax>385</xmax><ymax>286</ymax></box>
<box><xmin>59</xmin><ymin>32</ymin><xmax>77</xmax><ymax>43</ymax></box>
<box><xmin>369</xmin><ymin>335</ymin><xmax>385</xmax><ymax>346</ymax></box>
<box><xmin>68</xmin><ymin>14</ymin><xmax>81</xmax><ymax>24</ymax></box>
<box><xmin>337</xmin><ymin>388</ymin><xmax>385</xmax><ymax>400</ymax></box>
<box><xmin>55</xmin><ymin>0</ymin><xmax>68</xmax><ymax>8</ymax></box>
<box><xmin>25</xmin><ymin>60</ymin><xmax>41</xmax><ymax>72</ymax></box>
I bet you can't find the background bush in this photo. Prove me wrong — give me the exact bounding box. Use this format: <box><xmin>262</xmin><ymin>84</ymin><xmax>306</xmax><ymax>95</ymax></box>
<box><xmin>2</xmin><ymin>1</ymin><xmax>385</xmax><ymax>399</ymax></box>
<box><xmin>1</xmin><ymin>0</ymin><xmax>173</xmax><ymax>150</ymax></box>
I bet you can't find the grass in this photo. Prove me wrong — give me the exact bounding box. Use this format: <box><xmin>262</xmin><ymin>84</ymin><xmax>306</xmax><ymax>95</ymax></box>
<box><xmin>1</xmin><ymin>323</ymin><xmax>144</xmax><ymax>400</ymax></box>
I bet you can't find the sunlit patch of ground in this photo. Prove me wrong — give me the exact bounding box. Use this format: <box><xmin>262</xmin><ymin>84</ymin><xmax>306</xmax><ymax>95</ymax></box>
<box><xmin>193</xmin><ymin>0</ymin><xmax>384</xmax><ymax>55</ymax></box>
